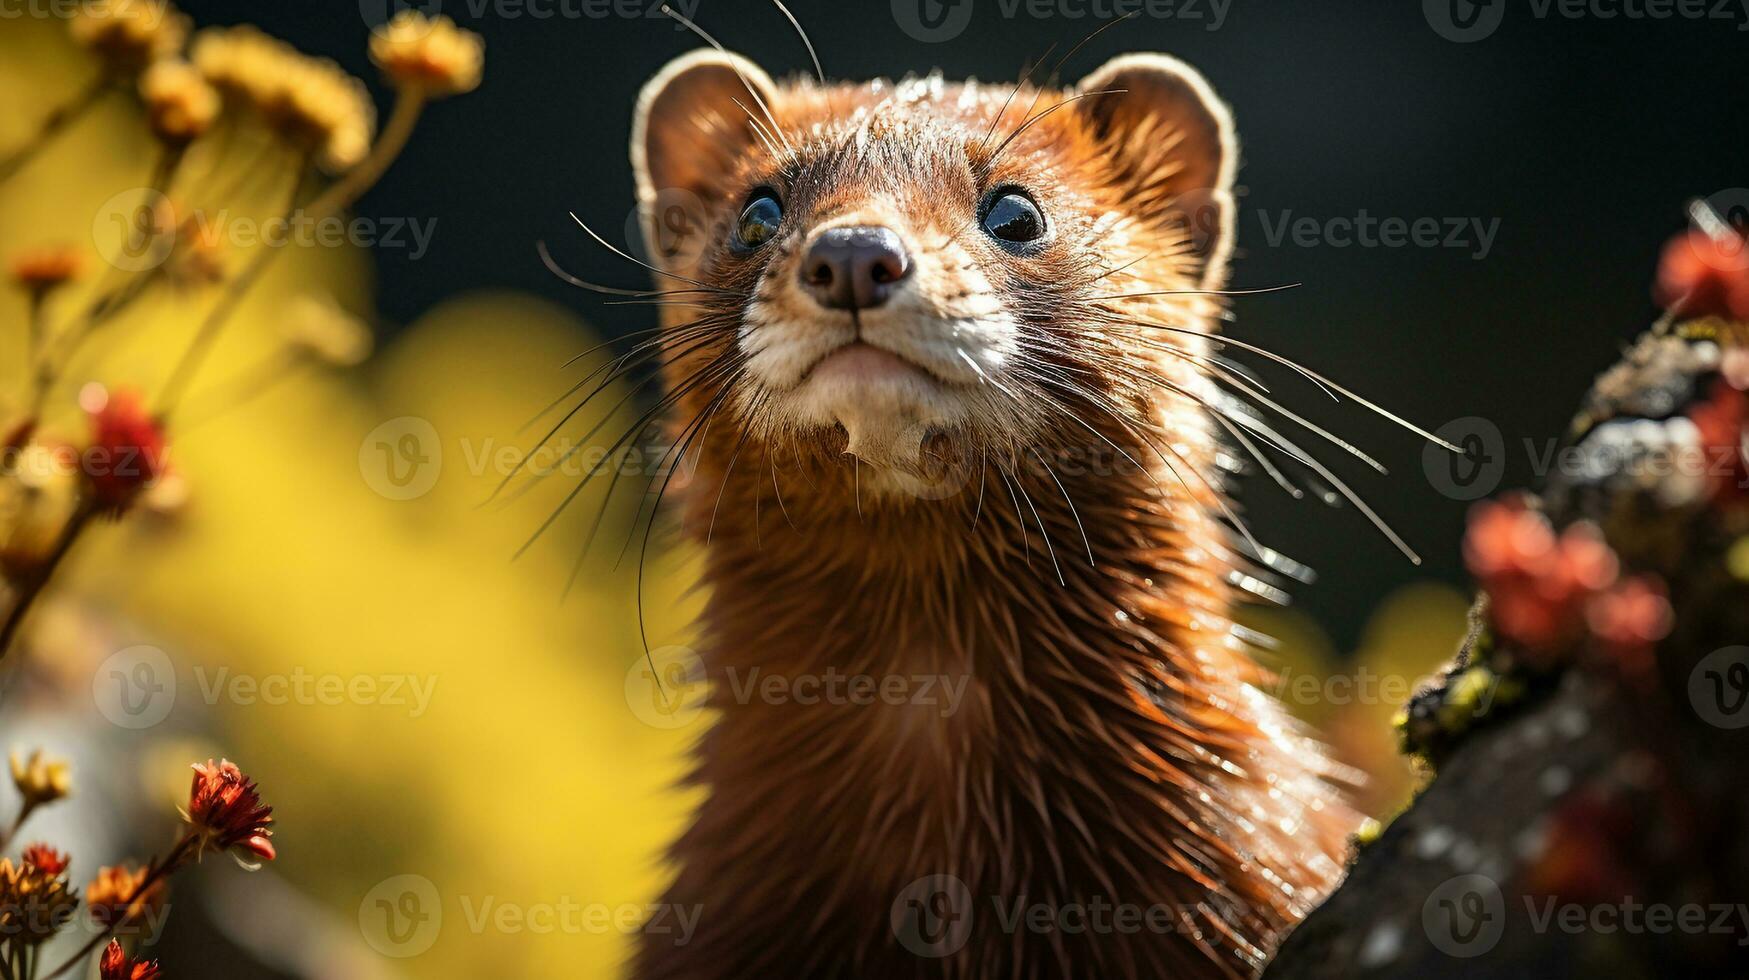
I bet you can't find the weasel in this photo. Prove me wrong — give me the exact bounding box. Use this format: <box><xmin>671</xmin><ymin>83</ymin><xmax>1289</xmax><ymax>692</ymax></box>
<box><xmin>619</xmin><ymin>46</ymin><xmax>1358</xmax><ymax>980</ymax></box>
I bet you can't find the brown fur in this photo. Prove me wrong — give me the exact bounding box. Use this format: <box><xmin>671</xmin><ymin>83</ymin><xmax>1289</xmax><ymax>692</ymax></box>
<box><xmin>626</xmin><ymin>51</ymin><xmax>1357</xmax><ymax>979</ymax></box>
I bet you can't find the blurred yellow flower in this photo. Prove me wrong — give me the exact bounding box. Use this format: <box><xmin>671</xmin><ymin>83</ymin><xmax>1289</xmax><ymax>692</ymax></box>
<box><xmin>139</xmin><ymin>58</ymin><xmax>219</xmax><ymax>146</ymax></box>
<box><xmin>8</xmin><ymin>748</ymin><xmax>71</xmax><ymax>808</ymax></box>
<box><xmin>68</xmin><ymin>0</ymin><xmax>190</xmax><ymax>76</ymax></box>
<box><xmin>370</xmin><ymin>12</ymin><xmax>485</xmax><ymax>98</ymax></box>
<box><xmin>191</xmin><ymin>25</ymin><xmax>375</xmax><ymax>173</ymax></box>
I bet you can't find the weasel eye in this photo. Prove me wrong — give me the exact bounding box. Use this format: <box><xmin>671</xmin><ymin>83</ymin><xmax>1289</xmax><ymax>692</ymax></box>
<box><xmin>981</xmin><ymin>189</ymin><xmax>1046</xmax><ymax>247</ymax></box>
<box><xmin>734</xmin><ymin>191</ymin><xmax>783</xmax><ymax>251</ymax></box>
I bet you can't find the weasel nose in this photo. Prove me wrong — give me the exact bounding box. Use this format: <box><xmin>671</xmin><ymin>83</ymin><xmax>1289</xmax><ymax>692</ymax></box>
<box><xmin>799</xmin><ymin>226</ymin><xmax>910</xmax><ymax>311</ymax></box>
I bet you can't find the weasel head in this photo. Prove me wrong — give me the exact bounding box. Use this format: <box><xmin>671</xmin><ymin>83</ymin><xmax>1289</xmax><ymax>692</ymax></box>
<box><xmin>632</xmin><ymin>50</ymin><xmax>1237</xmax><ymax>505</ymax></box>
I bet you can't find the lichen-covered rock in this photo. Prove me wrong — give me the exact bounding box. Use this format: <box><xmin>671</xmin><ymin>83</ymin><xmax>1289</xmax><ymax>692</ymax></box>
<box><xmin>1268</xmin><ymin>319</ymin><xmax>1749</xmax><ymax>978</ymax></box>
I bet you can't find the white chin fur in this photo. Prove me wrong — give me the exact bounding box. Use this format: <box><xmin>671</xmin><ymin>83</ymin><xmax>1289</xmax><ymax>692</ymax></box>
<box><xmin>788</xmin><ymin>368</ymin><xmax>962</xmax><ymax>471</ymax></box>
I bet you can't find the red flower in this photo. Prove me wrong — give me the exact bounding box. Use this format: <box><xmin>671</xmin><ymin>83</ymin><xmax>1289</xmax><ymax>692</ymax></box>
<box><xmin>20</xmin><ymin>844</ymin><xmax>69</xmax><ymax>878</ymax></box>
<box><xmin>84</xmin><ymin>387</ymin><xmax>168</xmax><ymax>513</ymax></box>
<box><xmin>1586</xmin><ymin>576</ymin><xmax>1673</xmax><ymax>678</ymax></box>
<box><xmin>184</xmin><ymin>760</ymin><xmax>275</xmax><ymax>867</ymax></box>
<box><xmin>1464</xmin><ymin>499</ymin><xmax>1620</xmax><ymax>660</ymax></box>
<box><xmin>100</xmin><ymin>939</ymin><xmax>163</xmax><ymax>980</ymax></box>
<box><xmin>1655</xmin><ymin>228</ymin><xmax>1749</xmax><ymax>321</ymax></box>
<box><xmin>1688</xmin><ymin>378</ymin><xmax>1748</xmax><ymax>504</ymax></box>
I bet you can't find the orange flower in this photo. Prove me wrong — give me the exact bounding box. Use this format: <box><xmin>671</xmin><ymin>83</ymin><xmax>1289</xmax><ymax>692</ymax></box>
<box><xmin>183</xmin><ymin>760</ymin><xmax>275</xmax><ymax>868</ymax></box>
<box><xmin>8</xmin><ymin>245</ymin><xmax>83</xmax><ymax>294</ymax></box>
<box><xmin>0</xmin><ymin>853</ymin><xmax>76</xmax><ymax>945</ymax></box>
<box><xmin>100</xmin><ymin>940</ymin><xmax>163</xmax><ymax>980</ymax></box>
<box><xmin>87</xmin><ymin>863</ymin><xmax>168</xmax><ymax>928</ymax></box>
<box><xmin>84</xmin><ymin>387</ymin><xmax>168</xmax><ymax>514</ymax></box>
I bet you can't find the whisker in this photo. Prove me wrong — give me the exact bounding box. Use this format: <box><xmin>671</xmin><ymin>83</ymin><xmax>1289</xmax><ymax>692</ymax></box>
<box><xmin>977</xmin><ymin>43</ymin><xmax>1057</xmax><ymax>158</ymax></box>
<box><xmin>1208</xmin><ymin>409</ymin><xmax>1303</xmax><ymax>500</ymax></box>
<box><xmin>538</xmin><ymin>239</ymin><xmax>717</xmax><ymax>300</ymax></box>
<box><xmin>1033</xmin><ymin>448</ymin><xmax>1094</xmax><ymax>567</ymax></box>
<box><xmin>1135</xmin><ymin>318</ymin><xmax>1461</xmax><ymax>451</ymax></box>
<box><xmin>769</xmin><ymin>0</ymin><xmax>824</xmax><ymax>83</ymax></box>
<box><xmin>987</xmin><ymin>89</ymin><xmax>1128</xmax><ymax>169</ymax></box>
<box><xmin>1089</xmin><ymin>283</ymin><xmax>1302</xmax><ymax>302</ymax></box>
<box><xmin>609</xmin><ymin>368</ymin><xmax>740</xmax><ymax>573</ymax></box>
<box><xmin>515</xmin><ymin>355</ymin><xmax>737</xmax><ymax>556</ymax></box>
<box><xmin>708</xmin><ymin>390</ymin><xmax>767</xmax><ymax>545</ymax></box>
<box><xmin>660</xmin><ymin>5</ymin><xmax>793</xmax><ymax>154</ymax></box>
<box><xmin>771</xmin><ymin>459</ymin><xmax>798</xmax><ymax>531</ymax></box>
<box><xmin>970</xmin><ymin>450</ymin><xmax>988</xmax><ymax>531</ymax></box>
<box><xmin>1227</xmin><ymin>409</ymin><xmax>1422</xmax><ymax>564</ymax></box>
<box><xmin>995</xmin><ymin>464</ymin><xmax>1033</xmax><ymax>568</ymax></box>
<box><xmin>494</xmin><ymin>327</ymin><xmax>732</xmax><ymax>502</ymax></box>
<box><xmin>1010</xmin><ymin>465</ymin><xmax>1063</xmax><ymax>585</ymax></box>
<box><xmin>569</xmin><ymin>211</ymin><xmax>734</xmax><ymax>295</ymax></box>
<box><xmin>978</xmin><ymin>12</ymin><xmax>1136</xmax><ymax>162</ymax></box>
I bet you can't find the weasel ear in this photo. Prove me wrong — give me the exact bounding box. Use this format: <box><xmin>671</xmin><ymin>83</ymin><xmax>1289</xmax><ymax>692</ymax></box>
<box><xmin>1074</xmin><ymin>54</ymin><xmax>1236</xmax><ymax>288</ymax></box>
<box><xmin>631</xmin><ymin>50</ymin><xmax>778</xmax><ymax>269</ymax></box>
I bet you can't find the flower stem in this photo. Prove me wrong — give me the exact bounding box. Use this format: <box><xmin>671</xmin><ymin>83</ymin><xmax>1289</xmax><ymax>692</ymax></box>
<box><xmin>30</xmin><ymin>146</ymin><xmax>188</xmax><ymax>420</ymax></box>
<box><xmin>0</xmin><ymin>801</ymin><xmax>39</xmax><ymax>854</ymax></box>
<box><xmin>0</xmin><ymin>500</ymin><xmax>95</xmax><ymax>663</ymax></box>
<box><xmin>305</xmin><ymin>88</ymin><xmax>426</xmax><ymax>224</ymax></box>
<box><xmin>156</xmin><ymin>89</ymin><xmax>425</xmax><ymax>422</ymax></box>
<box><xmin>0</xmin><ymin>78</ymin><xmax>108</xmax><ymax>186</ymax></box>
<box><xmin>38</xmin><ymin>835</ymin><xmax>196</xmax><ymax>980</ymax></box>
<box><xmin>152</xmin><ymin>173</ymin><xmax>309</xmax><ymax>421</ymax></box>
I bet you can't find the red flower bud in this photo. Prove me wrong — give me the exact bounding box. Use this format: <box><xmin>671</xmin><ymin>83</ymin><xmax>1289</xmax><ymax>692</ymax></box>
<box><xmin>100</xmin><ymin>939</ymin><xmax>163</xmax><ymax>980</ymax></box>
<box><xmin>84</xmin><ymin>387</ymin><xmax>168</xmax><ymax>514</ymax></box>
<box><xmin>184</xmin><ymin>759</ymin><xmax>275</xmax><ymax>868</ymax></box>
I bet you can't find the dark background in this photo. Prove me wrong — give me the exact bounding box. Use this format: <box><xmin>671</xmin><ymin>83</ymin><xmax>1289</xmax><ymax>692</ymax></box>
<box><xmin>177</xmin><ymin>0</ymin><xmax>1749</xmax><ymax>648</ymax></box>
